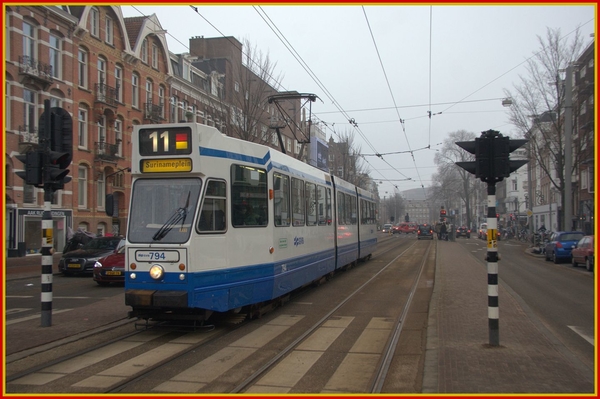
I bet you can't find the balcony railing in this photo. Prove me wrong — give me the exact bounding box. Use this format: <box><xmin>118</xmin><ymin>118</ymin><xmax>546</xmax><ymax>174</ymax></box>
<box><xmin>17</xmin><ymin>125</ymin><xmax>40</xmax><ymax>153</ymax></box>
<box><xmin>144</xmin><ymin>102</ymin><xmax>164</xmax><ymax>122</ymax></box>
<box><xmin>94</xmin><ymin>141</ymin><xmax>120</xmax><ymax>162</ymax></box>
<box><xmin>18</xmin><ymin>56</ymin><xmax>53</xmax><ymax>88</ymax></box>
<box><xmin>94</xmin><ymin>83</ymin><xmax>119</xmax><ymax>108</ymax></box>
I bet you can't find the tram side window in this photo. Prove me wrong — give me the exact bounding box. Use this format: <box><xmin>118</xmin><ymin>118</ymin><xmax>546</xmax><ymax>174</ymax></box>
<box><xmin>274</xmin><ymin>173</ymin><xmax>290</xmax><ymax>227</ymax></box>
<box><xmin>348</xmin><ymin>194</ymin><xmax>357</xmax><ymax>225</ymax></box>
<box><xmin>198</xmin><ymin>180</ymin><xmax>227</xmax><ymax>233</ymax></box>
<box><xmin>231</xmin><ymin>165</ymin><xmax>268</xmax><ymax>227</ymax></box>
<box><xmin>306</xmin><ymin>182</ymin><xmax>317</xmax><ymax>226</ymax></box>
<box><xmin>361</xmin><ymin>198</ymin><xmax>375</xmax><ymax>225</ymax></box>
<box><xmin>291</xmin><ymin>178</ymin><xmax>305</xmax><ymax>226</ymax></box>
<box><xmin>337</xmin><ymin>192</ymin><xmax>346</xmax><ymax>225</ymax></box>
<box><xmin>317</xmin><ymin>185</ymin><xmax>329</xmax><ymax>225</ymax></box>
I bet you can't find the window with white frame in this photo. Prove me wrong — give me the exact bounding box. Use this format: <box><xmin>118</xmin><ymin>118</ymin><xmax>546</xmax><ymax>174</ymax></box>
<box><xmin>78</xmin><ymin>165</ymin><xmax>88</xmax><ymax>208</ymax></box>
<box><xmin>49</xmin><ymin>33</ymin><xmax>61</xmax><ymax>79</ymax></box>
<box><xmin>132</xmin><ymin>72</ymin><xmax>139</xmax><ymax>108</ymax></box>
<box><xmin>234</xmin><ymin>81</ymin><xmax>240</xmax><ymax>92</ymax></box>
<box><xmin>158</xmin><ymin>86</ymin><xmax>165</xmax><ymax>118</ymax></box>
<box><xmin>141</xmin><ymin>38</ymin><xmax>148</xmax><ymax>63</ymax></box>
<box><xmin>22</xmin><ymin>183</ymin><xmax>36</xmax><ymax>204</ymax></box>
<box><xmin>152</xmin><ymin>43</ymin><xmax>158</xmax><ymax>69</ymax></box>
<box><xmin>78</xmin><ymin>106</ymin><xmax>88</xmax><ymax>148</ymax></box>
<box><xmin>115</xmin><ymin>65</ymin><xmax>123</xmax><ymax>102</ymax></box>
<box><xmin>78</xmin><ymin>48</ymin><xmax>88</xmax><ymax>88</ymax></box>
<box><xmin>115</xmin><ymin>119</ymin><xmax>123</xmax><ymax>156</ymax></box>
<box><xmin>22</xmin><ymin>21</ymin><xmax>35</xmax><ymax>60</ymax></box>
<box><xmin>105</xmin><ymin>16</ymin><xmax>113</xmax><ymax>45</ymax></box>
<box><xmin>581</xmin><ymin>169</ymin><xmax>588</xmax><ymax>190</ymax></box>
<box><xmin>97</xmin><ymin>116</ymin><xmax>106</xmax><ymax>154</ymax></box>
<box><xmin>97</xmin><ymin>171</ymin><xmax>105</xmax><ymax>210</ymax></box>
<box><xmin>90</xmin><ymin>7</ymin><xmax>99</xmax><ymax>37</ymax></box>
<box><xmin>23</xmin><ymin>88</ymin><xmax>36</xmax><ymax>133</ymax></box>
<box><xmin>97</xmin><ymin>57</ymin><xmax>107</xmax><ymax>101</ymax></box>
<box><xmin>146</xmin><ymin>79</ymin><xmax>153</xmax><ymax>105</ymax></box>
<box><xmin>5</xmin><ymin>82</ymin><xmax>10</xmax><ymax>129</ymax></box>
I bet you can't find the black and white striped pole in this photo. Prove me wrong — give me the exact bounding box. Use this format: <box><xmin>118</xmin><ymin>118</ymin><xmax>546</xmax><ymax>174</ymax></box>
<box><xmin>456</xmin><ymin>130</ymin><xmax>528</xmax><ymax>347</ymax></box>
<box><xmin>41</xmin><ymin>190</ymin><xmax>54</xmax><ymax>327</ymax></box>
<box><xmin>486</xmin><ymin>183</ymin><xmax>499</xmax><ymax>346</ymax></box>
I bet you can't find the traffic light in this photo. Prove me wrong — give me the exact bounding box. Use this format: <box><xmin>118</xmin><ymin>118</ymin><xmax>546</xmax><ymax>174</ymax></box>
<box><xmin>15</xmin><ymin>151</ymin><xmax>43</xmax><ymax>186</ymax></box>
<box><xmin>456</xmin><ymin>130</ymin><xmax>528</xmax><ymax>183</ymax></box>
<box><xmin>39</xmin><ymin>106</ymin><xmax>73</xmax><ymax>190</ymax></box>
<box><xmin>46</xmin><ymin>150</ymin><xmax>70</xmax><ymax>184</ymax></box>
<box><xmin>492</xmin><ymin>136</ymin><xmax>528</xmax><ymax>179</ymax></box>
<box><xmin>440</xmin><ymin>207</ymin><xmax>447</xmax><ymax>218</ymax></box>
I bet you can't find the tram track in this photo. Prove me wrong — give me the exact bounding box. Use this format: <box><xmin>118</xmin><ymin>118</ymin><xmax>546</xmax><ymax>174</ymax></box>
<box><xmin>7</xmin><ymin>235</ymin><xmax>435</xmax><ymax>394</ymax></box>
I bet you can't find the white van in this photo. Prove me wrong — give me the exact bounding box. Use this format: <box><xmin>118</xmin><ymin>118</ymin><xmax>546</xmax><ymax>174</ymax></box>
<box><xmin>478</xmin><ymin>223</ymin><xmax>488</xmax><ymax>240</ymax></box>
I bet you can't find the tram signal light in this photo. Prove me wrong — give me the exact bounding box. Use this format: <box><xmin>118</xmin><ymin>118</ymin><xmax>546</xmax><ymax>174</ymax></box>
<box><xmin>46</xmin><ymin>150</ymin><xmax>70</xmax><ymax>183</ymax></box>
<box><xmin>456</xmin><ymin>130</ymin><xmax>528</xmax><ymax>183</ymax></box>
<box><xmin>15</xmin><ymin>151</ymin><xmax>43</xmax><ymax>187</ymax></box>
<box><xmin>39</xmin><ymin>105</ymin><xmax>73</xmax><ymax>190</ymax></box>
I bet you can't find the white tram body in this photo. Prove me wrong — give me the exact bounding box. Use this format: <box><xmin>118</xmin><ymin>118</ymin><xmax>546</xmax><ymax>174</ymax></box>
<box><xmin>124</xmin><ymin>123</ymin><xmax>377</xmax><ymax>321</ymax></box>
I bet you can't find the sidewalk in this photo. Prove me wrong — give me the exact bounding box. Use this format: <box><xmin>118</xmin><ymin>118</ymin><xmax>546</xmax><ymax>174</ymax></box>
<box><xmin>423</xmin><ymin>240</ymin><xmax>594</xmax><ymax>394</ymax></box>
<box><xmin>4</xmin><ymin>253</ymin><xmax>132</xmax><ymax>360</ymax></box>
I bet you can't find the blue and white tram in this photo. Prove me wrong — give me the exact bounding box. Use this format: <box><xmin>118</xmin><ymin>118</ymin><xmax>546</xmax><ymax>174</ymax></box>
<box><xmin>123</xmin><ymin>123</ymin><xmax>377</xmax><ymax>321</ymax></box>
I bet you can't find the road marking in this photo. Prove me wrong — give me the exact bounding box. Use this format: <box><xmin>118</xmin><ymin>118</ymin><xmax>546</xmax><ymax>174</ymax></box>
<box><xmin>5</xmin><ymin>308</ymin><xmax>32</xmax><ymax>315</ymax></box>
<box><xmin>5</xmin><ymin>309</ymin><xmax>73</xmax><ymax>325</ymax></box>
<box><xmin>568</xmin><ymin>326</ymin><xmax>594</xmax><ymax>345</ymax></box>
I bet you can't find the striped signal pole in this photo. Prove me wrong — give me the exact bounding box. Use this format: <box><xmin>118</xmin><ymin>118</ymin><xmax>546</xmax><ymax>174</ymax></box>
<box><xmin>41</xmin><ymin>192</ymin><xmax>53</xmax><ymax>327</ymax></box>
<box><xmin>486</xmin><ymin>183</ymin><xmax>499</xmax><ymax>346</ymax></box>
<box><xmin>41</xmin><ymin>100</ymin><xmax>53</xmax><ymax>327</ymax></box>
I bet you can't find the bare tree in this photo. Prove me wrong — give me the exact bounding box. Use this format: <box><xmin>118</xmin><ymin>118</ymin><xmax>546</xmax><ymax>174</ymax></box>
<box><xmin>229</xmin><ymin>38</ymin><xmax>284</xmax><ymax>144</ymax></box>
<box><xmin>432</xmin><ymin>130</ymin><xmax>478</xmax><ymax>228</ymax></box>
<box><xmin>329</xmin><ymin>129</ymin><xmax>371</xmax><ymax>189</ymax></box>
<box><xmin>503</xmin><ymin>27</ymin><xmax>586</xmax><ymax>229</ymax></box>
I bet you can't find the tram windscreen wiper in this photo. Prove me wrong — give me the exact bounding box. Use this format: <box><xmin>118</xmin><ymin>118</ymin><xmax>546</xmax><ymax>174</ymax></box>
<box><xmin>152</xmin><ymin>192</ymin><xmax>190</xmax><ymax>241</ymax></box>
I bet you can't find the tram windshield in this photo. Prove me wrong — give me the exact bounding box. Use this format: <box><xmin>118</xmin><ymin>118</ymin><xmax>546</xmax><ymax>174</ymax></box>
<box><xmin>128</xmin><ymin>178</ymin><xmax>202</xmax><ymax>244</ymax></box>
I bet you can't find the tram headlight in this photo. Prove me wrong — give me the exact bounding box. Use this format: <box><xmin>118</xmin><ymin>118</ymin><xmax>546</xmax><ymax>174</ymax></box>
<box><xmin>149</xmin><ymin>264</ymin><xmax>165</xmax><ymax>280</ymax></box>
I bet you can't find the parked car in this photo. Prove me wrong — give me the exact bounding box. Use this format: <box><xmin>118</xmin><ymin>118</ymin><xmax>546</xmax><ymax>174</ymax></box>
<box><xmin>417</xmin><ymin>224</ymin><xmax>434</xmax><ymax>240</ymax></box>
<box><xmin>478</xmin><ymin>223</ymin><xmax>488</xmax><ymax>240</ymax></box>
<box><xmin>544</xmin><ymin>231</ymin><xmax>585</xmax><ymax>264</ymax></box>
<box><xmin>382</xmin><ymin>223</ymin><xmax>393</xmax><ymax>233</ymax></box>
<box><xmin>571</xmin><ymin>235</ymin><xmax>594</xmax><ymax>271</ymax></box>
<box><xmin>58</xmin><ymin>236</ymin><xmax>124</xmax><ymax>275</ymax></box>
<box><xmin>456</xmin><ymin>226</ymin><xmax>471</xmax><ymax>238</ymax></box>
<box><xmin>93</xmin><ymin>239</ymin><xmax>126</xmax><ymax>285</ymax></box>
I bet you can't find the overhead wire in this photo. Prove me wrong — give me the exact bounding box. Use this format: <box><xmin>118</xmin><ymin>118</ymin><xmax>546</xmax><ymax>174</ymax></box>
<box><xmin>362</xmin><ymin>6</ymin><xmax>425</xmax><ymax>188</ymax></box>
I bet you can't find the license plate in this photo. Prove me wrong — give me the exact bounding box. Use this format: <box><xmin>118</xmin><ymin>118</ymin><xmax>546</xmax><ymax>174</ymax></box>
<box><xmin>68</xmin><ymin>263</ymin><xmax>80</xmax><ymax>269</ymax></box>
<box><xmin>105</xmin><ymin>271</ymin><xmax>122</xmax><ymax>276</ymax></box>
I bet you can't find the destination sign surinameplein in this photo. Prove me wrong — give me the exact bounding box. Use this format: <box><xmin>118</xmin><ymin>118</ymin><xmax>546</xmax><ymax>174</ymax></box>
<box><xmin>141</xmin><ymin>158</ymin><xmax>193</xmax><ymax>173</ymax></box>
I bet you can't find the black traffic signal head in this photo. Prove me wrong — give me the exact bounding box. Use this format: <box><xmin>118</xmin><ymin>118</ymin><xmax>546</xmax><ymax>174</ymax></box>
<box><xmin>456</xmin><ymin>131</ymin><xmax>528</xmax><ymax>183</ymax></box>
<box><xmin>15</xmin><ymin>151</ymin><xmax>44</xmax><ymax>187</ymax></box>
<box><xmin>45</xmin><ymin>150</ymin><xmax>70</xmax><ymax>187</ymax></box>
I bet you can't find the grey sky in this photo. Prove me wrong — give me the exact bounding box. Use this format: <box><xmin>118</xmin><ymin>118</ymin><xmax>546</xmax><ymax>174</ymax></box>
<box><xmin>121</xmin><ymin>4</ymin><xmax>595</xmax><ymax>194</ymax></box>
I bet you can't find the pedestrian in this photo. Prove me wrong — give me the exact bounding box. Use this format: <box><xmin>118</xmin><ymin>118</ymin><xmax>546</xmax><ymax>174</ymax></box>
<box><xmin>440</xmin><ymin>222</ymin><xmax>447</xmax><ymax>241</ymax></box>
